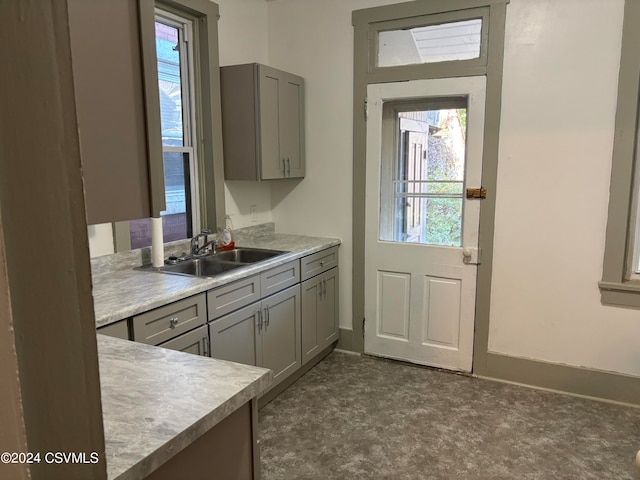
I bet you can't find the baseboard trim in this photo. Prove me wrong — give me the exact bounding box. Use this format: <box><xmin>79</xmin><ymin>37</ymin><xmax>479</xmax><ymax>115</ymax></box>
<box><xmin>336</xmin><ymin>327</ymin><xmax>354</xmax><ymax>352</ymax></box>
<box><xmin>481</xmin><ymin>352</ymin><xmax>640</xmax><ymax>407</ymax></box>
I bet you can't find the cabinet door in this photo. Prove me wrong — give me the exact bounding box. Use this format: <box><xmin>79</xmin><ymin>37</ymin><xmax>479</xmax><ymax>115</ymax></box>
<box><xmin>67</xmin><ymin>0</ymin><xmax>163</xmax><ymax>223</ymax></box>
<box><xmin>209</xmin><ymin>303</ymin><xmax>260</xmax><ymax>366</ymax></box>
<box><xmin>261</xmin><ymin>285</ymin><xmax>301</xmax><ymax>387</ymax></box>
<box><xmin>158</xmin><ymin>325</ymin><xmax>209</xmax><ymax>357</ymax></box>
<box><xmin>259</xmin><ymin>67</ymin><xmax>284</xmax><ymax>179</ymax></box>
<box><xmin>301</xmin><ymin>277</ymin><xmax>322</xmax><ymax>365</ymax></box>
<box><xmin>301</xmin><ymin>267</ymin><xmax>339</xmax><ymax>366</ymax></box>
<box><xmin>281</xmin><ymin>73</ymin><xmax>305</xmax><ymax>178</ymax></box>
<box><xmin>318</xmin><ymin>268</ymin><xmax>339</xmax><ymax>348</ymax></box>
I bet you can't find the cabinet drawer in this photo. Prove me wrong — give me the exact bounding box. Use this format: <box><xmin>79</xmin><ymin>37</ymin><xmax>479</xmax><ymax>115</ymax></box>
<box><xmin>208</xmin><ymin>275</ymin><xmax>261</xmax><ymax>320</ymax></box>
<box><xmin>300</xmin><ymin>246</ymin><xmax>339</xmax><ymax>281</ymax></box>
<box><xmin>261</xmin><ymin>260</ymin><xmax>300</xmax><ymax>297</ymax></box>
<box><xmin>132</xmin><ymin>294</ymin><xmax>206</xmax><ymax>346</ymax></box>
<box><xmin>158</xmin><ymin>325</ymin><xmax>209</xmax><ymax>357</ymax></box>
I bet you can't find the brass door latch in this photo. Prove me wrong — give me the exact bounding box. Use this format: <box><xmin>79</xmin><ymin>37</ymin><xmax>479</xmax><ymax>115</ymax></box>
<box><xmin>466</xmin><ymin>187</ymin><xmax>487</xmax><ymax>199</ymax></box>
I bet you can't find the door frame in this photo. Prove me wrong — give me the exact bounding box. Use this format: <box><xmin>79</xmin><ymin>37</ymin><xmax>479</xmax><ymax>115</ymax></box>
<box><xmin>350</xmin><ymin>0</ymin><xmax>509</xmax><ymax>375</ymax></box>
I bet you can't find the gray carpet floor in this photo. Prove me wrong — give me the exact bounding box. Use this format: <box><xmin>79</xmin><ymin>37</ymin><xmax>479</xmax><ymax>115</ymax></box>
<box><xmin>259</xmin><ymin>351</ymin><xmax>640</xmax><ymax>480</ymax></box>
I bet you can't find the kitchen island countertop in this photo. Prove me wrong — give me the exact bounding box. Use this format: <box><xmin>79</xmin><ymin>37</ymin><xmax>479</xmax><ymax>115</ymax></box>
<box><xmin>98</xmin><ymin>334</ymin><xmax>272</xmax><ymax>480</ymax></box>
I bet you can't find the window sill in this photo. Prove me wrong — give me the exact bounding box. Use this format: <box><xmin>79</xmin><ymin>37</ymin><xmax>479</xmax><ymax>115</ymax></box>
<box><xmin>599</xmin><ymin>280</ymin><xmax>640</xmax><ymax>308</ymax></box>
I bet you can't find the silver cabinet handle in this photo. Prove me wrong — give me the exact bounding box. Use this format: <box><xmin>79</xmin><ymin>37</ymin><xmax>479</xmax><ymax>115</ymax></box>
<box><xmin>318</xmin><ymin>280</ymin><xmax>323</xmax><ymax>297</ymax></box>
<box><xmin>257</xmin><ymin>309</ymin><xmax>262</xmax><ymax>332</ymax></box>
<box><xmin>282</xmin><ymin>158</ymin><xmax>286</xmax><ymax>177</ymax></box>
<box><xmin>286</xmin><ymin>157</ymin><xmax>291</xmax><ymax>176</ymax></box>
<box><xmin>202</xmin><ymin>337</ymin><xmax>209</xmax><ymax>357</ymax></box>
<box><xmin>169</xmin><ymin>317</ymin><xmax>179</xmax><ymax>329</ymax></box>
<box><xmin>323</xmin><ymin>278</ymin><xmax>327</xmax><ymax>298</ymax></box>
<box><xmin>264</xmin><ymin>306</ymin><xmax>270</xmax><ymax>327</ymax></box>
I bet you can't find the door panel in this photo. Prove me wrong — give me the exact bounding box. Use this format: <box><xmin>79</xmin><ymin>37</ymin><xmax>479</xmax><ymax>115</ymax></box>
<box><xmin>377</xmin><ymin>271</ymin><xmax>411</xmax><ymax>340</ymax></box>
<box><xmin>365</xmin><ymin>77</ymin><xmax>486</xmax><ymax>372</ymax></box>
<box><xmin>423</xmin><ymin>276</ymin><xmax>461</xmax><ymax>348</ymax></box>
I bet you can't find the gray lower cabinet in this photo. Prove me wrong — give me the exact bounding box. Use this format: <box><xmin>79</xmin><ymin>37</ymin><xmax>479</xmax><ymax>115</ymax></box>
<box><xmin>158</xmin><ymin>325</ymin><xmax>209</xmax><ymax>357</ymax></box>
<box><xmin>209</xmin><ymin>284</ymin><xmax>302</xmax><ymax>391</ymax></box>
<box><xmin>301</xmin><ymin>267</ymin><xmax>339</xmax><ymax>365</ymax></box>
<box><xmin>97</xmin><ymin>319</ymin><xmax>130</xmax><ymax>340</ymax></box>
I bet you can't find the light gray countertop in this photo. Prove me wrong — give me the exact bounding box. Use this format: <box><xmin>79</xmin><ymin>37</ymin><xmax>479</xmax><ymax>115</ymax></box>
<box><xmin>93</xmin><ymin>234</ymin><xmax>340</xmax><ymax>328</ymax></box>
<box><xmin>98</xmin><ymin>334</ymin><xmax>272</xmax><ymax>480</ymax></box>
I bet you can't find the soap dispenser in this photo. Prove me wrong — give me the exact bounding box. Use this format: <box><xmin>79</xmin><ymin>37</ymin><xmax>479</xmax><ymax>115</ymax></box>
<box><xmin>219</xmin><ymin>214</ymin><xmax>235</xmax><ymax>251</ymax></box>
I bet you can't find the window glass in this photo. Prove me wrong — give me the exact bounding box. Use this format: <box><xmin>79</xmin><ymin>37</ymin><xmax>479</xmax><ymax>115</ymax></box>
<box><xmin>380</xmin><ymin>104</ymin><xmax>468</xmax><ymax>246</ymax></box>
<box><xmin>156</xmin><ymin>22</ymin><xmax>184</xmax><ymax>147</ymax></box>
<box><xmin>378</xmin><ymin>19</ymin><xmax>482</xmax><ymax>67</ymax></box>
<box><xmin>129</xmin><ymin>15</ymin><xmax>197</xmax><ymax>249</ymax></box>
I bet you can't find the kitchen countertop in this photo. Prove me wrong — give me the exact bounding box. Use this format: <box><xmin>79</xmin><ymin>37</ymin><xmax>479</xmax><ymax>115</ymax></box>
<box><xmin>93</xmin><ymin>233</ymin><xmax>340</xmax><ymax>328</ymax></box>
<box><xmin>97</xmin><ymin>334</ymin><xmax>272</xmax><ymax>480</ymax></box>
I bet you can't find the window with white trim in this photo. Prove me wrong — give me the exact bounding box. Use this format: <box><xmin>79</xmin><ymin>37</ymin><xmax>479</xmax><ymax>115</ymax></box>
<box><xmin>129</xmin><ymin>9</ymin><xmax>200</xmax><ymax>249</ymax></box>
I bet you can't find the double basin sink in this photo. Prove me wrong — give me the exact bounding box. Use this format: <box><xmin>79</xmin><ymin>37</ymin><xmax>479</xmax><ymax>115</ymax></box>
<box><xmin>158</xmin><ymin>247</ymin><xmax>288</xmax><ymax>278</ymax></box>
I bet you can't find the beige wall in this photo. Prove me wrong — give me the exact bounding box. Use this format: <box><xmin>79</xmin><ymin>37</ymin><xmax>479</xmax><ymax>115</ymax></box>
<box><xmin>488</xmin><ymin>0</ymin><xmax>640</xmax><ymax>375</ymax></box>
<box><xmin>218</xmin><ymin>0</ymin><xmax>274</xmax><ymax>229</ymax></box>
<box><xmin>267</xmin><ymin>0</ymin><xmax>407</xmax><ymax>335</ymax></box>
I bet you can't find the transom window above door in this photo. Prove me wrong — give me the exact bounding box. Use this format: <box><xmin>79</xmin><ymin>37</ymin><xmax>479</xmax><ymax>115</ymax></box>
<box><xmin>378</xmin><ymin>18</ymin><xmax>483</xmax><ymax>67</ymax></box>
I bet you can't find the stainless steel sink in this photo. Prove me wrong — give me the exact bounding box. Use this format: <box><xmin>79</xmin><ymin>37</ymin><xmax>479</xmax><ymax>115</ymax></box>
<box><xmin>160</xmin><ymin>257</ymin><xmax>243</xmax><ymax>276</ymax></box>
<box><xmin>212</xmin><ymin>247</ymin><xmax>286</xmax><ymax>264</ymax></box>
<box><xmin>156</xmin><ymin>247</ymin><xmax>288</xmax><ymax>278</ymax></box>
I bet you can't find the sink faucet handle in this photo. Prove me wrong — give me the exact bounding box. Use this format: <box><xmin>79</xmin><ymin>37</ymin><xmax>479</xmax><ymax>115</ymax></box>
<box><xmin>201</xmin><ymin>229</ymin><xmax>211</xmax><ymax>235</ymax></box>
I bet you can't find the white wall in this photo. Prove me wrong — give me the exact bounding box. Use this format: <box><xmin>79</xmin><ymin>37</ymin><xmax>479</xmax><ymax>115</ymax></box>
<box><xmin>266</xmin><ymin>0</ymin><xmax>640</xmax><ymax>377</ymax></box>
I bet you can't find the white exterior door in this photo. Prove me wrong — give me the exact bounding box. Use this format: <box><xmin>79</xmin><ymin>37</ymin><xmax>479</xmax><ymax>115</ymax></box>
<box><xmin>364</xmin><ymin>77</ymin><xmax>486</xmax><ymax>372</ymax></box>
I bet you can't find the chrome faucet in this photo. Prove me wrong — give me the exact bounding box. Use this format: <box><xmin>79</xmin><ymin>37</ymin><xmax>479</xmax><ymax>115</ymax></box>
<box><xmin>190</xmin><ymin>229</ymin><xmax>211</xmax><ymax>256</ymax></box>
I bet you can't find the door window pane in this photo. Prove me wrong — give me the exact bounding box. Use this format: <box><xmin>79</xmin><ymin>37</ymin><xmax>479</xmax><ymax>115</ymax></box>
<box><xmin>380</xmin><ymin>103</ymin><xmax>467</xmax><ymax>246</ymax></box>
<box><xmin>378</xmin><ymin>19</ymin><xmax>482</xmax><ymax>67</ymax></box>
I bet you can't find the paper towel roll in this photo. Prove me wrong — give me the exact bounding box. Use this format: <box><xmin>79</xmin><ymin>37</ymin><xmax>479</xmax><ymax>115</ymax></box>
<box><xmin>151</xmin><ymin>217</ymin><xmax>164</xmax><ymax>268</ymax></box>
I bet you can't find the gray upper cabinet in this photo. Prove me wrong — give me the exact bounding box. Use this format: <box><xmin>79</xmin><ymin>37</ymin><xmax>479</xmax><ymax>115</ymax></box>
<box><xmin>67</xmin><ymin>0</ymin><xmax>164</xmax><ymax>224</ymax></box>
<box><xmin>221</xmin><ymin>63</ymin><xmax>305</xmax><ymax>180</ymax></box>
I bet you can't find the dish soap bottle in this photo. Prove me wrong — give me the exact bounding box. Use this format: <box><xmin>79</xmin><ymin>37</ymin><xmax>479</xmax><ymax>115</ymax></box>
<box><xmin>219</xmin><ymin>214</ymin><xmax>235</xmax><ymax>251</ymax></box>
